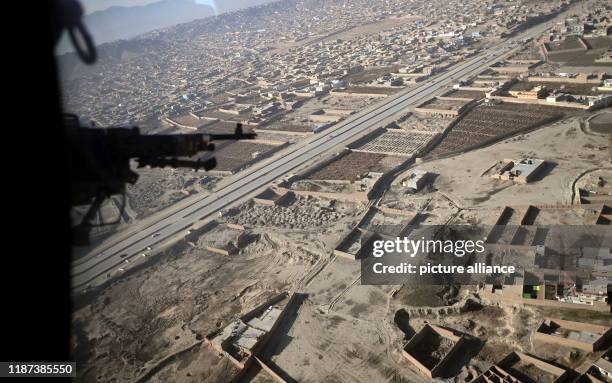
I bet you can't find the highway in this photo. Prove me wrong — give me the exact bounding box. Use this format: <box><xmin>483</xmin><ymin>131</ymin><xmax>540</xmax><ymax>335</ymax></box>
<box><xmin>71</xmin><ymin>17</ymin><xmax>560</xmax><ymax>292</ymax></box>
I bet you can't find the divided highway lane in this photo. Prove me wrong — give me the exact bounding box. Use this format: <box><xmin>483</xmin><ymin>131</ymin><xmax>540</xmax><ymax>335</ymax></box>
<box><xmin>71</xmin><ymin>20</ymin><xmax>556</xmax><ymax>291</ymax></box>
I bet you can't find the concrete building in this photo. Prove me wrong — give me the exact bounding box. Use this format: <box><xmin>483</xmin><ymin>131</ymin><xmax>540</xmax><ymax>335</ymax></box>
<box><xmin>490</xmin><ymin>158</ymin><xmax>546</xmax><ymax>184</ymax></box>
<box><xmin>401</xmin><ymin>170</ymin><xmax>429</xmax><ymax>192</ymax></box>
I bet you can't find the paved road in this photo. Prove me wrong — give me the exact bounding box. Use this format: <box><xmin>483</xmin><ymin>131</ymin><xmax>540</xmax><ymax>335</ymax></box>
<box><xmin>71</xmin><ymin>18</ymin><xmax>560</xmax><ymax>292</ymax></box>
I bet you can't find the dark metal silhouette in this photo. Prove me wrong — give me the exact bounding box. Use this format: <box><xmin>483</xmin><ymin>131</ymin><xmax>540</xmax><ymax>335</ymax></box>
<box><xmin>53</xmin><ymin>0</ymin><xmax>257</xmax><ymax>244</ymax></box>
<box><xmin>67</xmin><ymin>115</ymin><xmax>256</xmax><ymax>245</ymax></box>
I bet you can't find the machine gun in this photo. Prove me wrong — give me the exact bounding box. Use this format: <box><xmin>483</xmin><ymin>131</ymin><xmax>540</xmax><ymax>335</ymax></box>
<box><xmin>67</xmin><ymin>114</ymin><xmax>256</xmax><ymax>244</ymax></box>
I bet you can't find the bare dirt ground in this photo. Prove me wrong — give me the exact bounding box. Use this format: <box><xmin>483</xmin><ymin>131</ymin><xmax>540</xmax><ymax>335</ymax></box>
<box><xmin>589</xmin><ymin>111</ymin><xmax>612</xmax><ymax>135</ymax></box>
<box><xmin>507</xmin><ymin>41</ymin><xmax>545</xmax><ymax>61</ymax></box>
<box><xmin>126</xmin><ymin>168</ymin><xmax>202</xmax><ymax>219</ymax></box>
<box><xmin>415</xmin><ymin>116</ymin><xmax>610</xmax><ymax>210</ymax></box>
<box><xmin>547</xmin><ymin>37</ymin><xmax>612</xmax><ymax>67</ymax></box>
<box><xmin>266</xmin><ymin>256</ymin><xmax>434</xmax><ymax>383</ymax></box>
<box><xmin>73</xmin><ymin>108</ymin><xmax>611</xmax><ymax>382</ymax></box>
<box><xmin>72</xmin><ymin>227</ymin><xmax>334</xmax><ymax>381</ymax></box>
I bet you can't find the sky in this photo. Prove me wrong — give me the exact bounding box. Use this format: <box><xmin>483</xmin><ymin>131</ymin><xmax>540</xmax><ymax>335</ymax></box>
<box><xmin>82</xmin><ymin>0</ymin><xmax>219</xmax><ymax>15</ymax></box>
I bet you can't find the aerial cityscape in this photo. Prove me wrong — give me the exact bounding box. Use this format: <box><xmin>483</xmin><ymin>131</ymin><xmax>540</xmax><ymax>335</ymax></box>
<box><xmin>60</xmin><ymin>0</ymin><xmax>611</xmax><ymax>381</ymax></box>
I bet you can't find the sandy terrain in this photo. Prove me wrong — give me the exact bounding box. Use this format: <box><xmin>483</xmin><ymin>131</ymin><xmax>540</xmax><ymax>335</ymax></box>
<box><xmin>415</xmin><ymin>116</ymin><xmax>610</xmax><ymax>210</ymax></box>
<box><xmin>72</xmin><ymin>104</ymin><xmax>611</xmax><ymax>382</ymax></box>
<box><xmin>72</xmin><ymin>227</ymin><xmax>333</xmax><ymax>381</ymax></box>
<box><xmin>126</xmin><ymin>168</ymin><xmax>201</xmax><ymax>219</ymax></box>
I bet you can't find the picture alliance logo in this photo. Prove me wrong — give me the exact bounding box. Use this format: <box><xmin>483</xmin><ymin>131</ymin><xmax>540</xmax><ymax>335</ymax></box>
<box><xmin>370</xmin><ymin>261</ymin><xmax>516</xmax><ymax>275</ymax></box>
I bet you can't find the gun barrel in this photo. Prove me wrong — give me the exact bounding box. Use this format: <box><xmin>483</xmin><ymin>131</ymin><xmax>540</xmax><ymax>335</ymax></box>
<box><xmin>127</xmin><ymin>133</ymin><xmax>211</xmax><ymax>158</ymax></box>
<box><xmin>208</xmin><ymin>132</ymin><xmax>257</xmax><ymax>141</ymax></box>
<box><xmin>72</xmin><ymin>124</ymin><xmax>257</xmax><ymax>183</ymax></box>
<box><xmin>138</xmin><ymin>156</ymin><xmax>217</xmax><ymax>171</ymax></box>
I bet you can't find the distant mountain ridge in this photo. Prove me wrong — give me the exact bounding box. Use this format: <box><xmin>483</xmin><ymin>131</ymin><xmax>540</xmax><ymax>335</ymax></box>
<box><xmin>84</xmin><ymin>0</ymin><xmax>214</xmax><ymax>44</ymax></box>
<box><xmin>57</xmin><ymin>0</ymin><xmax>214</xmax><ymax>53</ymax></box>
